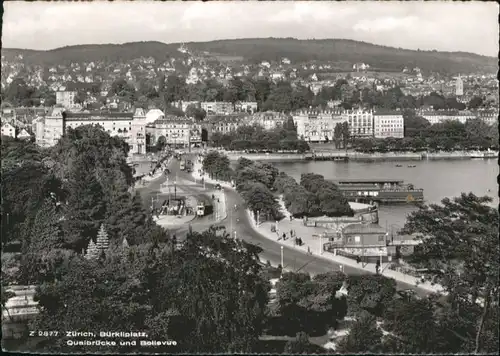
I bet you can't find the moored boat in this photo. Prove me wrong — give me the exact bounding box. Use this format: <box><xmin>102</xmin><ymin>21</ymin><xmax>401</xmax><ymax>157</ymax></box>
<box><xmin>331</xmin><ymin>178</ymin><xmax>424</xmax><ymax>204</ymax></box>
<box><xmin>470</xmin><ymin>149</ymin><xmax>498</xmax><ymax>159</ymax></box>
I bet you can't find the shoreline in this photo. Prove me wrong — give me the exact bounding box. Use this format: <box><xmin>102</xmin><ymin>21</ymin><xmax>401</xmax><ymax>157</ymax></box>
<box><xmin>222</xmin><ymin>151</ymin><xmax>498</xmax><ymax>162</ymax></box>
<box><xmin>192</xmin><ymin>154</ymin><xmax>444</xmax><ymax>294</ymax></box>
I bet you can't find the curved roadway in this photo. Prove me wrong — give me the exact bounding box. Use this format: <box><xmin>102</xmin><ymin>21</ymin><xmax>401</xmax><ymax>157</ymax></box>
<box><xmin>138</xmin><ymin>153</ymin><xmax>431</xmax><ymax>297</ymax></box>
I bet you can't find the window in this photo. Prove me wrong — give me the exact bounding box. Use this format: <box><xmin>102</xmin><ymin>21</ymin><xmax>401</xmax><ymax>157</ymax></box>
<box><xmin>378</xmin><ymin>235</ymin><xmax>385</xmax><ymax>242</ymax></box>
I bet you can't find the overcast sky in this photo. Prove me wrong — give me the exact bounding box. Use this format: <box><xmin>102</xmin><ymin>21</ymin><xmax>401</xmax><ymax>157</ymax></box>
<box><xmin>2</xmin><ymin>1</ymin><xmax>498</xmax><ymax>57</ymax></box>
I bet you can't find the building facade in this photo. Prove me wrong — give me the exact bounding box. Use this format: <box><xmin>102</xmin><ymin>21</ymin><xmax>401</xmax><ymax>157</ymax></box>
<box><xmin>342</xmin><ymin>109</ymin><xmax>374</xmax><ymax>138</ymax></box>
<box><xmin>146</xmin><ymin>117</ymin><xmax>202</xmax><ymax>147</ymax></box>
<box><xmin>1</xmin><ymin>123</ymin><xmax>15</xmax><ymax>138</ymax></box>
<box><xmin>235</xmin><ymin>101</ymin><xmax>258</xmax><ymax>113</ymax></box>
<box><xmin>248</xmin><ymin>111</ymin><xmax>288</xmax><ymax>131</ymax></box>
<box><xmin>293</xmin><ymin>110</ymin><xmax>346</xmax><ymax>142</ymax></box>
<box><xmin>56</xmin><ymin>91</ymin><xmax>77</xmax><ymax>109</ymax></box>
<box><xmin>206</xmin><ymin>115</ymin><xmax>245</xmax><ymax>135</ymax></box>
<box><xmin>476</xmin><ymin>110</ymin><xmax>498</xmax><ymax>126</ymax></box>
<box><xmin>418</xmin><ymin>110</ymin><xmax>477</xmax><ymax>125</ymax></box>
<box><xmin>171</xmin><ymin>101</ymin><xmax>201</xmax><ymax>113</ymax></box>
<box><xmin>373</xmin><ymin>112</ymin><xmax>404</xmax><ymax>138</ymax></box>
<box><xmin>35</xmin><ymin>108</ymin><xmax>147</xmax><ymax>154</ymax></box>
<box><xmin>201</xmin><ymin>101</ymin><xmax>234</xmax><ymax>115</ymax></box>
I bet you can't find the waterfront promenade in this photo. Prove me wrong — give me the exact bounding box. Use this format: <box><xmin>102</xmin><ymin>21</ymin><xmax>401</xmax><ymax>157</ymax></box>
<box><xmin>222</xmin><ymin>150</ymin><xmax>497</xmax><ymax>162</ymax></box>
<box><xmin>190</xmin><ymin>160</ymin><xmax>445</xmax><ymax>295</ymax></box>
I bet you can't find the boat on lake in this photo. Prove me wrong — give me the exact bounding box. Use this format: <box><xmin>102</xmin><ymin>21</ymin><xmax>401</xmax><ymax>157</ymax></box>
<box><xmin>331</xmin><ymin>178</ymin><xmax>424</xmax><ymax>204</ymax></box>
<box><xmin>470</xmin><ymin>149</ymin><xmax>498</xmax><ymax>159</ymax></box>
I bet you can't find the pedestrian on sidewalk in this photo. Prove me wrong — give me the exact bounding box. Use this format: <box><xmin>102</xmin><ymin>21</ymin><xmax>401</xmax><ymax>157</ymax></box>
<box><xmin>289</xmin><ymin>215</ymin><xmax>292</xmax><ymax>221</ymax></box>
<box><xmin>282</xmin><ymin>232</ymin><xmax>286</xmax><ymax>240</ymax></box>
<box><xmin>356</xmin><ymin>255</ymin><xmax>361</xmax><ymax>264</ymax></box>
<box><xmin>307</xmin><ymin>246</ymin><xmax>311</xmax><ymax>254</ymax></box>
<box><xmin>290</xmin><ymin>229</ymin><xmax>294</xmax><ymax>237</ymax></box>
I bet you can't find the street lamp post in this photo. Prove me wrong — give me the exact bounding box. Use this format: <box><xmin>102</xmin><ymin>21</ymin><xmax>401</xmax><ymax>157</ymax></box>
<box><xmin>256</xmin><ymin>210</ymin><xmax>260</xmax><ymax>226</ymax></box>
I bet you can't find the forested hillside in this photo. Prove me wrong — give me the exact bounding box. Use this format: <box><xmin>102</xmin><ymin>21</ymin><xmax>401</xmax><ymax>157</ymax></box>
<box><xmin>2</xmin><ymin>38</ymin><xmax>496</xmax><ymax>73</ymax></box>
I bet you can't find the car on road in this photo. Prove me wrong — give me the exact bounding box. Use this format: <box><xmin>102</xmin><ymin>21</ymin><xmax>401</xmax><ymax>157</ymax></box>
<box><xmin>215</xmin><ymin>184</ymin><xmax>222</xmax><ymax>190</ymax></box>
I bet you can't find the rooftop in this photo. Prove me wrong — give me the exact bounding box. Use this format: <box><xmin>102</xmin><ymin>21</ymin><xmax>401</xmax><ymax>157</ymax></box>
<box><xmin>343</xmin><ymin>223</ymin><xmax>387</xmax><ymax>235</ymax></box>
<box><xmin>64</xmin><ymin>112</ymin><xmax>134</xmax><ymax>119</ymax></box>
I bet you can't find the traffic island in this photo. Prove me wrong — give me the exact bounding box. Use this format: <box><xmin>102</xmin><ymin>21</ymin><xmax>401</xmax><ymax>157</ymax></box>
<box><xmin>153</xmin><ymin>214</ymin><xmax>197</xmax><ymax>228</ymax></box>
<box><xmin>153</xmin><ymin>186</ymin><xmax>198</xmax><ymax>228</ymax></box>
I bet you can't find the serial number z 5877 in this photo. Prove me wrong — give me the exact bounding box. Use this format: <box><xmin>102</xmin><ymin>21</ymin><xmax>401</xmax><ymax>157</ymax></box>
<box><xmin>29</xmin><ymin>331</ymin><xmax>60</xmax><ymax>337</ymax></box>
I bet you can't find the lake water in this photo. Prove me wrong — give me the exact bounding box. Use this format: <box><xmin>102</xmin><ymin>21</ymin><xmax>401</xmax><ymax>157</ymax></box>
<box><xmin>271</xmin><ymin>159</ymin><xmax>499</xmax><ymax>231</ymax></box>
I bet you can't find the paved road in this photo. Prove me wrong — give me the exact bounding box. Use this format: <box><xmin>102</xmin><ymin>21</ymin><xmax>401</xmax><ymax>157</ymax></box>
<box><xmin>136</xmin><ymin>158</ymin><xmax>218</xmax><ymax>228</ymax></box>
<box><xmin>139</xmin><ymin>154</ymin><xmax>430</xmax><ymax>297</ymax></box>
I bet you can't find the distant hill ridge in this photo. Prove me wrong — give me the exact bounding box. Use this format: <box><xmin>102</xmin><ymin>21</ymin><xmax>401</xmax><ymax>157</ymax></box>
<box><xmin>2</xmin><ymin>38</ymin><xmax>497</xmax><ymax>74</ymax></box>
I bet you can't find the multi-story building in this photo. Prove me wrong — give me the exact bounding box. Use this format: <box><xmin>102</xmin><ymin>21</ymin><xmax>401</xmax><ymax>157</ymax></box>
<box><xmin>146</xmin><ymin>117</ymin><xmax>202</xmax><ymax>148</ymax></box>
<box><xmin>373</xmin><ymin>111</ymin><xmax>404</xmax><ymax>138</ymax></box>
<box><xmin>418</xmin><ymin>110</ymin><xmax>477</xmax><ymax>125</ymax></box>
<box><xmin>1</xmin><ymin>122</ymin><xmax>16</xmax><ymax>138</ymax></box>
<box><xmin>248</xmin><ymin>111</ymin><xmax>288</xmax><ymax>131</ymax></box>
<box><xmin>35</xmin><ymin>108</ymin><xmax>147</xmax><ymax>154</ymax></box>
<box><xmin>476</xmin><ymin>110</ymin><xmax>498</xmax><ymax>126</ymax></box>
<box><xmin>235</xmin><ymin>101</ymin><xmax>258</xmax><ymax>113</ymax></box>
<box><xmin>293</xmin><ymin>109</ymin><xmax>346</xmax><ymax>142</ymax></box>
<box><xmin>56</xmin><ymin>91</ymin><xmax>77</xmax><ymax>109</ymax></box>
<box><xmin>32</xmin><ymin>116</ymin><xmax>45</xmax><ymax>143</ymax></box>
<box><xmin>171</xmin><ymin>101</ymin><xmax>201</xmax><ymax>113</ymax></box>
<box><xmin>206</xmin><ymin>114</ymin><xmax>246</xmax><ymax>135</ymax></box>
<box><xmin>201</xmin><ymin>101</ymin><xmax>234</xmax><ymax>115</ymax></box>
<box><xmin>342</xmin><ymin>109</ymin><xmax>374</xmax><ymax>138</ymax></box>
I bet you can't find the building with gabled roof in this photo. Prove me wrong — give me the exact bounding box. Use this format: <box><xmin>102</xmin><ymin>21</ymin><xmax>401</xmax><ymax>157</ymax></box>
<box><xmin>1</xmin><ymin>123</ymin><xmax>16</xmax><ymax>138</ymax></box>
<box><xmin>17</xmin><ymin>129</ymin><xmax>31</xmax><ymax>140</ymax></box>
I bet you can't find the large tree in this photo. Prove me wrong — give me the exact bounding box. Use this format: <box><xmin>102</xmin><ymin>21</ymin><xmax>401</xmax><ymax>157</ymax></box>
<box><xmin>402</xmin><ymin>193</ymin><xmax>499</xmax><ymax>354</ymax></box>
<box><xmin>336</xmin><ymin>312</ymin><xmax>383</xmax><ymax>353</ymax></box>
<box><xmin>31</xmin><ymin>226</ymin><xmax>270</xmax><ymax>353</ymax></box>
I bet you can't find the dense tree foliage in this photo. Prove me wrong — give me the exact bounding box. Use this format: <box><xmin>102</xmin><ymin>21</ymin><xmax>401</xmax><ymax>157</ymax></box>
<box><xmin>202</xmin><ymin>150</ymin><xmax>233</xmax><ymax>181</ymax></box>
<box><xmin>336</xmin><ymin>311</ymin><xmax>383</xmax><ymax>353</ymax></box>
<box><xmin>272</xmin><ymin>172</ymin><xmax>353</xmax><ymax>218</ymax></box>
<box><xmin>1</xmin><ymin>78</ymin><xmax>57</xmax><ymax>107</ymax></box>
<box><xmin>351</xmin><ymin>114</ymin><xmax>498</xmax><ymax>153</ymax></box>
<box><xmin>31</xmin><ymin>227</ymin><xmax>270</xmax><ymax>353</ymax></box>
<box><xmin>210</xmin><ymin>121</ymin><xmax>309</xmax><ymax>153</ymax></box>
<box><xmin>185</xmin><ymin>103</ymin><xmax>207</xmax><ymax>121</ymax></box>
<box><xmin>1</xmin><ymin>138</ymin><xmax>61</xmax><ymax>247</ymax></box>
<box><xmin>267</xmin><ymin>272</ymin><xmax>347</xmax><ymax>337</ymax></box>
<box><xmin>402</xmin><ymin>193</ymin><xmax>499</xmax><ymax>354</ymax></box>
<box><xmin>1</xmin><ymin>126</ymin><xmax>168</xmax><ymax>283</ymax></box>
<box><xmin>345</xmin><ymin>274</ymin><xmax>397</xmax><ymax>317</ymax></box>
